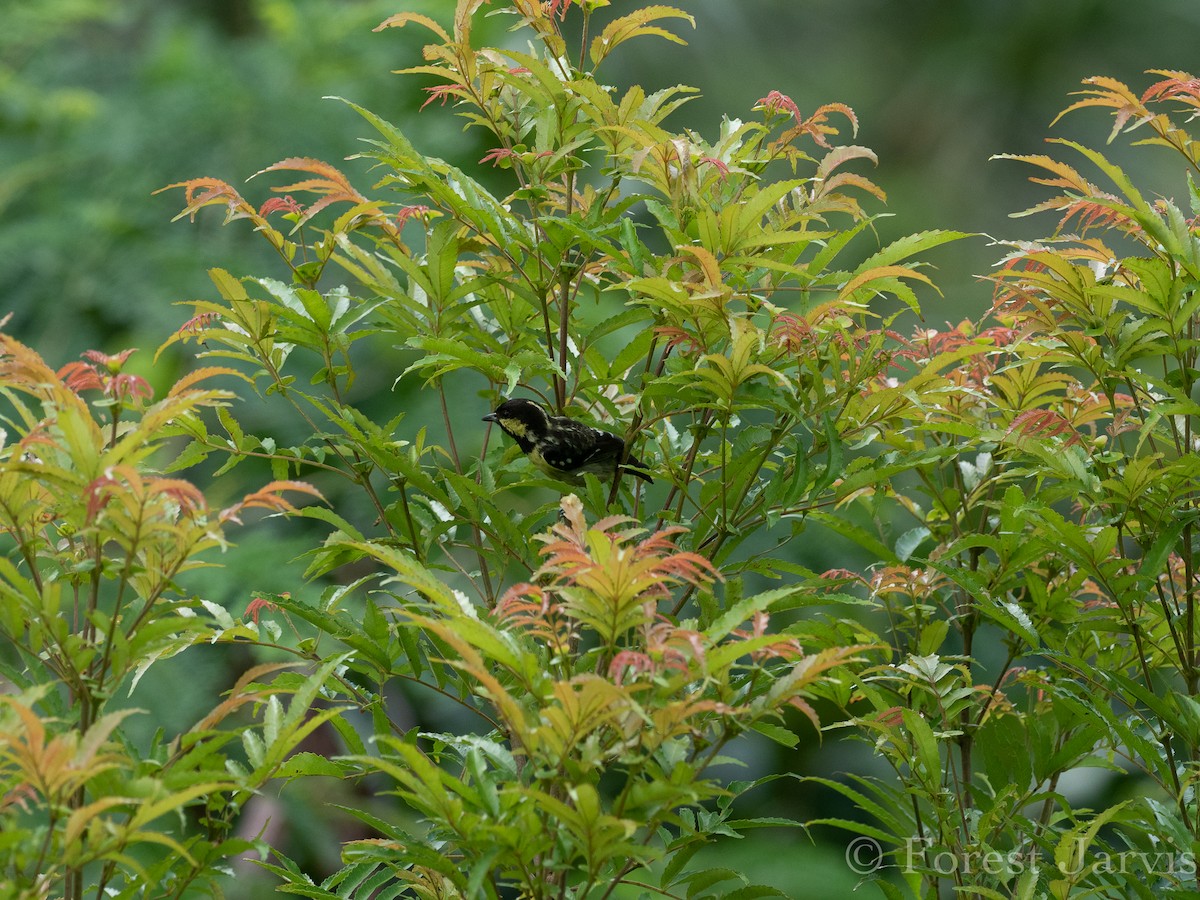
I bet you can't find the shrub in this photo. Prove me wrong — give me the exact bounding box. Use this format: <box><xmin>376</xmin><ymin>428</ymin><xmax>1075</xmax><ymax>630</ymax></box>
<box><xmin>156</xmin><ymin>0</ymin><xmax>952</xmax><ymax>894</ymax></box>
<box><xmin>6</xmin><ymin>1</ymin><xmax>1200</xmax><ymax>897</ymax></box>
<box><xmin>0</xmin><ymin>336</ymin><xmax>327</xmax><ymax>898</ymax></box>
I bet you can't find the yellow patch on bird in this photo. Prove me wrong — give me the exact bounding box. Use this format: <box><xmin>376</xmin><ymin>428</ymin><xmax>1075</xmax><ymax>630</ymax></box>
<box><xmin>528</xmin><ymin>446</ymin><xmax>582</xmax><ymax>481</ymax></box>
<box><xmin>498</xmin><ymin>417</ymin><xmax>530</xmax><ymax>440</ymax></box>
<box><xmin>527</xmin><ymin>446</ymin><xmax>556</xmax><ymax>473</ymax></box>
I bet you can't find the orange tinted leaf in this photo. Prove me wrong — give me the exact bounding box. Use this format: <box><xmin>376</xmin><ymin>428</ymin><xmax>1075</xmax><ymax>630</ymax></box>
<box><xmin>814</xmin><ymin>144</ymin><xmax>877</xmax><ymax>181</ymax></box>
<box><xmin>259</xmin><ymin>196</ymin><xmax>302</xmax><ymax>217</ymax></box>
<box><xmin>219</xmin><ymin>481</ymin><xmax>325</xmax><ymax>523</ymax></box>
<box><xmin>992</xmin><ymin>153</ymin><xmax>1093</xmax><ymax>193</ymax></box>
<box><xmin>755</xmin><ymin>90</ymin><xmax>801</xmax><ymax>121</ymax></box>
<box><xmin>146</xmin><ymin>478</ymin><xmax>207</xmax><ymax>514</ymax></box>
<box><xmin>157</xmin><ymin>178</ymin><xmax>254</xmax><ymax>222</ymax></box>
<box><xmin>166</xmin><ymin>366</ymin><xmax>249</xmax><ymax>396</ymax></box>
<box><xmin>817</xmin><ymin>171</ymin><xmax>887</xmax><ymax>203</ymax></box>
<box><xmin>252</xmin><ymin>157</ymin><xmax>357</xmax><ymax>192</ymax></box>
<box><xmin>788</xmin><ymin>695</ymin><xmax>822</xmax><ymax>734</ymax></box>
<box><xmin>1142</xmin><ymin>69</ymin><xmax>1200</xmax><ymax>107</ymax></box>
<box><xmin>58</xmin><ymin>361</ymin><xmax>105</xmax><ymax>393</ymax></box>
<box><xmin>589</xmin><ymin>6</ymin><xmax>695</xmax><ymax>67</ymax></box>
<box><xmin>1052</xmin><ymin>76</ymin><xmax>1152</xmax><ymax>142</ymax></box>
<box><xmin>839</xmin><ymin>266</ymin><xmax>932</xmax><ymax>300</ymax></box>
<box><xmin>678</xmin><ymin>245</ymin><xmax>722</xmax><ymax>289</ymax></box>
<box><xmin>373</xmin><ymin>11</ymin><xmax>451</xmax><ymax>43</ymax></box>
<box><xmin>1005</xmin><ymin>409</ymin><xmax>1086</xmax><ymax>447</ymax></box>
<box><xmin>810</xmin><ymin>101</ymin><xmax>859</xmax><ymax>138</ymax></box>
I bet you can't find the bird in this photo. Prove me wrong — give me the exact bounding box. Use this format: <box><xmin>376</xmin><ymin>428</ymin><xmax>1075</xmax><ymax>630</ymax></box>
<box><xmin>483</xmin><ymin>398</ymin><xmax>652</xmax><ymax>484</ymax></box>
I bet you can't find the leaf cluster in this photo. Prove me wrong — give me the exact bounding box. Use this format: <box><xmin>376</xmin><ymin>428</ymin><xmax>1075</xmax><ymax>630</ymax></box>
<box><xmin>11</xmin><ymin>2</ymin><xmax>1200</xmax><ymax>899</ymax></box>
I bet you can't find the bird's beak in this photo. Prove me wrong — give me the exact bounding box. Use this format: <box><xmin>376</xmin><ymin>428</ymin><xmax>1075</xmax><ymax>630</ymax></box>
<box><xmin>482</xmin><ymin>412</ymin><xmax>497</xmax><ymax>423</ymax></box>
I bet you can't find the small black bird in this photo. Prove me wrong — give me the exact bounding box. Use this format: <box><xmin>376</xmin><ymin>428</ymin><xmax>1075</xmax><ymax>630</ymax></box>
<box><xmin>483</xmin><ymin>398</ymin><xmax>652</xmax><ymax>484</ymax></box>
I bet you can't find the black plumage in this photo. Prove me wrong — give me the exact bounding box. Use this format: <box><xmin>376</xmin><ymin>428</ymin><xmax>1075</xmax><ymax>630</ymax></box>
<box><xmin>483</xmin><ymin>398</ymin><xmax>652</xmax><ymax>484</ymax></box>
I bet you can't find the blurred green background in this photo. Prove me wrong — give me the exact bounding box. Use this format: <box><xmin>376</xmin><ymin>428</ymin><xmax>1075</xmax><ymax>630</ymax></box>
<box><xmin>4</xmin><ymin>0</ymin><xmax>1194</xmax><ymax>895</ymax></box>
<box><xmin>8</xmin><ymin>0</ymin><xmax>1197</xmax><ymax>358</ymax></box>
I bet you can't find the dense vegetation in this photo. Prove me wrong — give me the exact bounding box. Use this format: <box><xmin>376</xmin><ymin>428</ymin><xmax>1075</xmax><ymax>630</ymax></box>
<box><xmin>3</xmin><ymin>2</ymin><xmax>1200</xmax><ymax>898</ymax></box>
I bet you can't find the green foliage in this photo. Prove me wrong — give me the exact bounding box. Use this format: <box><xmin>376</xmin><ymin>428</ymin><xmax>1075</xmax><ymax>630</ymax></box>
<box><xmin>0</xmin><ymin>337</ymin><xmax>328</xmax><ymax>898</ymax></box>
<box><xmin>289</xmin><ymin>497</ymin><xmax>864</xmax><ymax>897</ymax></box>
<box><xmin>0</xmin><ymin>0</ymin><xmax>477</xmax><ymax>361</ymax></box>
<box><xmin>805</xmin><ymin>70</ymin><xmax>1200</xmax><ymax>896</ymax></box>
<box><xmin>160</xmin><ymin>0</ymin><xmax>960</xmax><ymax>596</ymax></box>
<box><xmin>7</xmin><ymin>1</ymin><xmax>1200</xmax><ymax>898</ymax></box>
<box><xmin>153</xmin><ymin>0</ymin><xmax>946</xmax><ymax>894</ymax></box>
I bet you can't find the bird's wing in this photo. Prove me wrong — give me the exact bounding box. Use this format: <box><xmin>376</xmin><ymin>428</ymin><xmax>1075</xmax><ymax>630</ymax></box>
<box><xmin>540</xmin><ymin>420</ymin><xmax>620</xmax><ymax>472</ymax></box>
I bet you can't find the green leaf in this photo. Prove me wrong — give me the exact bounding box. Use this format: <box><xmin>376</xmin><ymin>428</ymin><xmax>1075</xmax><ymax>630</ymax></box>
<box><xmin>274</xmin><ymin>751</ymin><xmax>351</xmax><ymax>779</ymax></box>
<box><xmin>893</xmin><ymin>526</ymin><xmax>929</xmax><ymax>562</ymax></box>
<box><xmin>857</xmin><ymin>229</ymin><xmax>973</xmax><ymax>270</ymax></box>
<box><xmin>589</xmin><ymin>6</ymin><xmax>696</xmax><ymax>66</ymax></box>
<box><xmin>976</xmin><ymin>714</ymin><xmax>1033</xmax><ymax>794</ymax></box>
<box><xmin>722</xmin><ymin>886</ymin><xmax>789</xmax><ymax>900</ymax></box>
<box><xmin>706</xmin><ymin>586</ymin><xmax>810</xmax><ymax>641</ymax></box>
<box><xmin>609</xmin><ymin>325</ymin><xmax>657</xmax><ymax>379</ymax></box>
<box><xmin>680</xmin><ymin>867</ymin><xmax>742</xmax><ymax>897</ymax></box>
<box><xmin>808</xmin><ymin>511</ymin><xmax>898</xmax><ymax>565</ymax></box>
<box><xmin>750</xmin><ymin>722</ymin><xmax>800</xmax><ymax>748</ymax></box>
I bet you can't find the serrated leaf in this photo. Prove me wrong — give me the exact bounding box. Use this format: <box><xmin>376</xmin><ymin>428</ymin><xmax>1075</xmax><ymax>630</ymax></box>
<box><xmin>590</xmin><ymin>6</ymin><xmax>695</xmax><ymax>66</ymax></box>
<box><xmin>274</xmin><ymin>751</ymin><xmax>351</xmax><ymax>779</ymax></box>
<box><xmin>750</xmin><ymin>722</ymin><xmax>800</xmax><ymax>748</ymax></box>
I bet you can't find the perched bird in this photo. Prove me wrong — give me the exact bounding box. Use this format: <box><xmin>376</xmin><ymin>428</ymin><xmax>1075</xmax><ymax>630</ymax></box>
<box><xmin>483</xmin><ymin>398</ymin><xmax>652</xmax><ymax>484</ymax></box>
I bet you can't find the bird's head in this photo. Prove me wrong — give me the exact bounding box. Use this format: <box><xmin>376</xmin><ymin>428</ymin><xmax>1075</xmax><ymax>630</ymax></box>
<box><xmin>483</xmin><ymin>398</ymin><xmax>550</xmax><ymax>444</ymax></box>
